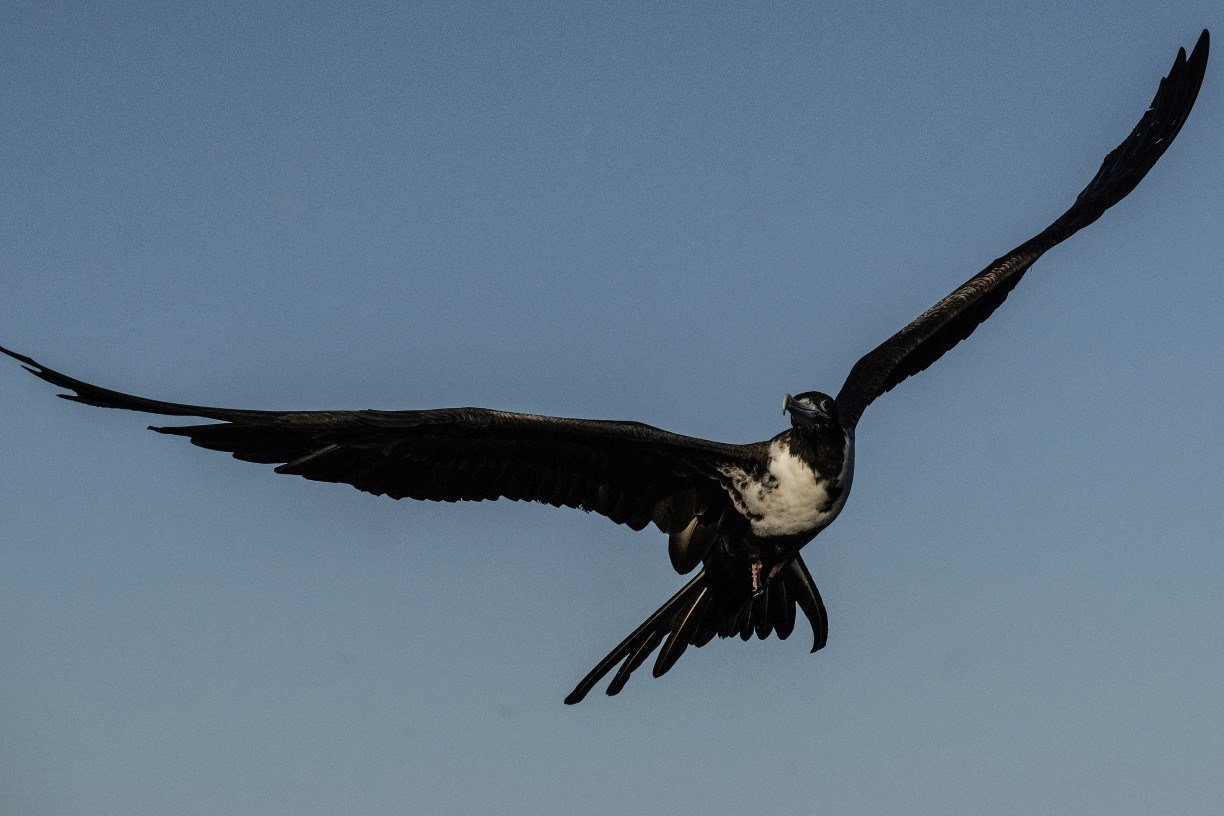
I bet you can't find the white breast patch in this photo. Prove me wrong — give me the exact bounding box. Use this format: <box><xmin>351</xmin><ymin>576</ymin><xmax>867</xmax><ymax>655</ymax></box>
<box><xmin>722</xmin><ymin>435</ymin><xmax>853</xmax><ymax>537</ymax></box>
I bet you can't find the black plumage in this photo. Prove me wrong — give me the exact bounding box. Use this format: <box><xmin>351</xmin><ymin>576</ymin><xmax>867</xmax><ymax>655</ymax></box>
<box><xmin>835</xmin><ymin>32</ymin><xmax>1209</xmax><ymax>429</ymax></box>
<box><xmin>1</xmin><ymin>30</ymin><xmax>1209</xmax><ymax>703</ymax></box>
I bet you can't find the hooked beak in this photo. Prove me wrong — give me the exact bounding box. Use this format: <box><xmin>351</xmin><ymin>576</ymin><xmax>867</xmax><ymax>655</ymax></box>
<box><xmin>784</xmin><ymin>395</ymin><xmax>830</xmax><ymax>422</ymax></box>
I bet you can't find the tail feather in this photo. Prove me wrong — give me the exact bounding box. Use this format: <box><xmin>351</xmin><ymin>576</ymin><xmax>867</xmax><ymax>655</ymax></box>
<box><xmin>653</xmin><ymin>585</ymin><xmax>709</xmax><ymax>677</ymax></box>
<box><xmin>606</xmin><ymin>629</ymin><xmax>666</xmax><ymax>697</ymax></box>
<box><xmin>563</xmin><ymin>572</ymin><xmax>706</xmax><ymax>705</ymax></box>
<box><xmin>738</xmin><ymin>595</ymin><xmax>756</xmax><ymax>641</ymax></box>
<box><xmin>752</xmin><ymin>588</ymin><xmax>772</xmax><ymax>640</ymax></box>
<box><xmin>787</xmin><ymin>555</ymin><xmax>829</xmax><ymax>652</ymax></box>
<box><xmin>563</xmin><ymin>555</ymin><xmax>829</xmax><ymax>704</ymax></box>
<box><xmin>771</xmin><ymin>577</ymin><xmax>795</xmax><ymax>640</ymax></box>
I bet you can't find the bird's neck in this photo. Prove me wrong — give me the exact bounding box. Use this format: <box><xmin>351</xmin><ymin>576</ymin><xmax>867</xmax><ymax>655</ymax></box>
<box><xmin>784</xmin><ymin>425</ymin><xmax>847</xmax><ymax>477</ymax></box>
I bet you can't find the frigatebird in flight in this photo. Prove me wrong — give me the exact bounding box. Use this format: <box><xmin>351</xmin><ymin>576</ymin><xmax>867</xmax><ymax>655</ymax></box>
<box><xmin>2</xmin><ymin>31</ymin><xmax>1209</xmax><ymax>703</ymax></box>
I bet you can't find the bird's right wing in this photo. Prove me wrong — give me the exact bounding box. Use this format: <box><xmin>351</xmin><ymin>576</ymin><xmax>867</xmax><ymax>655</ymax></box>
<box><xmin>835</xmin><ymin>30</ymin><xmax>1209</xmax><ymax>430</ymax></box>
<box><xmin>2</xmin><ymin>347</ymin><xmax>761</xmax><ymax>566</ymax></box>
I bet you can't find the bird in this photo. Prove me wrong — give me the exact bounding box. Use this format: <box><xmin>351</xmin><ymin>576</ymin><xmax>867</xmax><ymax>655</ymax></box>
<box><xmin>1</xmin><ymin>31</ymin><xmax>1208</xmax><ymax>704</ymax></box>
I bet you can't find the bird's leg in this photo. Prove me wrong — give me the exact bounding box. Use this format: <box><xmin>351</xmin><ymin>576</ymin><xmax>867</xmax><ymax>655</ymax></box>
<box><xmin>752</xmin><ymin>559</ymin><xmax>790</xmax><ymax>595</ymax></box>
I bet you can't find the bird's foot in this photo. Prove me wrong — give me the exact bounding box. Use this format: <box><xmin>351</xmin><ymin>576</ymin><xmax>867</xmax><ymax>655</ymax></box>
<box><xmin>751</xmin><ymin>560</ymin><xmax>764</xmax><ymax>596</ymax></box>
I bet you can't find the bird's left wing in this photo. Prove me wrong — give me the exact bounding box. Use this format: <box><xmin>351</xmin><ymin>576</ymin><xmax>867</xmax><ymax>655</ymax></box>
<box><xmin>2</xmin><ymin>347</ymin><xmax>760</xmax><ymax>546</ymax></box>
<box><xmin>835</xmin><ymin>30</ymin><xmax>1209</xmax><ymax>430</ymax></box>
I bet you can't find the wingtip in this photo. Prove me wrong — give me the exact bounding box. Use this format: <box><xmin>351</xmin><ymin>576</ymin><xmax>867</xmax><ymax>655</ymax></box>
<box><xmin>1194</xmin><ymin>28</ymin><xmax>1210</xmax><ymax>60</ymax></box>
<box><xmin>3</xmin><ymin>347</ymin><xmax>83</xmax><ymax>398</ymax></box>
<box><xmin>1</xmin><ymin>344</ymin><xmax>40</xmax><ymax>370</ymax></box>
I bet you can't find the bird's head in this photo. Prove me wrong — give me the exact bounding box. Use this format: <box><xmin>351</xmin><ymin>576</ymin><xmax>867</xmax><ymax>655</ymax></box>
<box><xmin>783</xmin><ymin>391</ymin><xmax>839</xmax><ymax>430</ymax></box>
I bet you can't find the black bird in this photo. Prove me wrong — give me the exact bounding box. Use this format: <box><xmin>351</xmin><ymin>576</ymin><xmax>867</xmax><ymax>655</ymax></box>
<box><xmin>1</xmin><ymin>31</ymin><xmax>1208</xmax><ymax>704</ymax></box>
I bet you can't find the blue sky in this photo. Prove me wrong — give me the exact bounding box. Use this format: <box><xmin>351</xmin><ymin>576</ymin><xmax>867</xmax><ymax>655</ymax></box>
<box><xmin>2</xmin><ymin>2</ymin><xmax>1221</xmax><ymax>814</ymax></box>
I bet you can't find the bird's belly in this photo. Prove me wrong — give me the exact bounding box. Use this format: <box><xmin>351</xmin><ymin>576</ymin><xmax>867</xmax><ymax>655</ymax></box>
<box><xmin>742</xmin><ymin>474</ymin><xmax>838</xmax><ymax>537</ymax></box>
<box><xmin>724</xmin><ymin>440</ymin><xmax>853</xmax><ymax>538</ymax></box>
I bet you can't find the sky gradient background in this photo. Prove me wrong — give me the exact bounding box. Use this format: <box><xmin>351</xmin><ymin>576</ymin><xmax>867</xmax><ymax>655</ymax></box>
<box><xmin>2</xmin><ymin>2</ymin><xmax>1222</xmax><ymax>814</ymax></box>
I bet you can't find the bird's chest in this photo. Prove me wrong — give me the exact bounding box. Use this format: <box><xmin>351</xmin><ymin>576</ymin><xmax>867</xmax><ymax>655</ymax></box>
<box><xmin>721</xmin><ymin>435</ymin><xmax>853</xmax><ymax>538</ymax></box>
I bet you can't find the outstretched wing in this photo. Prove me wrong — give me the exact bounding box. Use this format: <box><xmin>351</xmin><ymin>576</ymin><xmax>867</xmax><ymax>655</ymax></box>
<box><xmin>2</xmin><ymin>347</ymin><xmax>762</xmax><ymax>557</ymax></box>
<box><xmin>836</xmin><ymin>30</ymin><xmax>1209</xmax><ymax>430</ymax></box>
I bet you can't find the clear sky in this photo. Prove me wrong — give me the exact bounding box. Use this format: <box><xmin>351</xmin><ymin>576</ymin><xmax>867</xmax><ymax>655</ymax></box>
<box><xmin>2</xmin><ymin>2</ymin><xmax>1221</xmax><ymax>814</ymax></box>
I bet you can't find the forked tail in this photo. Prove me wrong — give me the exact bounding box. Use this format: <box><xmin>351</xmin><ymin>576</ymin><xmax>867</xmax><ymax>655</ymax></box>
<box><xmin>564</xmin><ymin>555</ymin><xmax>828</xmax><ymax>704</ymax></box>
